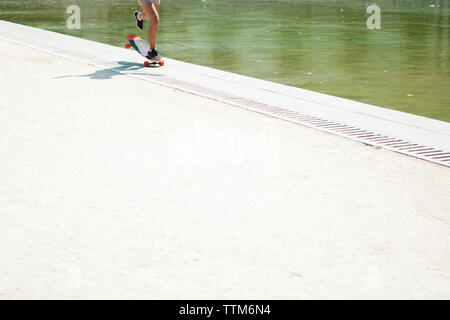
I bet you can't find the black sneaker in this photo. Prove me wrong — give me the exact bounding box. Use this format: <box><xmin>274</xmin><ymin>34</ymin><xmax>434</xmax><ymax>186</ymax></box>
<box><xmin>146</xmin><ymin>48</ymin><xmax>161</xmax><ymax>60</ymax></box>
<box><xmin>134</xmin><ymin>11</ymin><xmax>144</xmax><ymax>31</ymax></box>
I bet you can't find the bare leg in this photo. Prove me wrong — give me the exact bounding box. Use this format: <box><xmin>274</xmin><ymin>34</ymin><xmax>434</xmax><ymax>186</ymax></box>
<box><xmin>138</xmin><ymin>3</ymin><xmax>160</xmax><ymax>49</ymax></box>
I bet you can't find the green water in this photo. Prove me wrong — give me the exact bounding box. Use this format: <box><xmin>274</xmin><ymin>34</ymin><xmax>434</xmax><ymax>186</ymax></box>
<box><xmin>1</xmin><ymin>0</ymin><xmax>449</xmax><ymax>121</ymax></box>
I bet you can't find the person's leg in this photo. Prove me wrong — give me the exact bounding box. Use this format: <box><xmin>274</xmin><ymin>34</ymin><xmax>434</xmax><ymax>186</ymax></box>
<box><xmin>139</xmin><ymin>11</ymin><xmax>147</xmax><ymax>20</ymax></box>
<box><xmin>139</xmin><ymin>4</ymin><xmax>159</xmax><ymax>20</ymax></box>
<box><xmin>138</xmin><ymin>1</ymin><xmax>160</xmax><ymax>49</ymax></box>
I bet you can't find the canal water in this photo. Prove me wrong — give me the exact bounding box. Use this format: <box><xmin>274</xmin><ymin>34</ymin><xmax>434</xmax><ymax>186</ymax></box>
<box><xmin>1</xmin><ymin>0</ymin><xmax>449</xmax><ymax>121</ymax></box>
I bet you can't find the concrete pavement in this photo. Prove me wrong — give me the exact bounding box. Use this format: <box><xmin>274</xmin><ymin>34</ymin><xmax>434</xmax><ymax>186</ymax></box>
<box><xmin>0</xmin><ymin>31</ymin><xmax>449</xmax><ymax>299</ymax></box>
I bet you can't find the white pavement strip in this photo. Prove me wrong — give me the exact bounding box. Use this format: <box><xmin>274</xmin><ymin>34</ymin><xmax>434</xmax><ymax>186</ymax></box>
<box><xmin>0</xmin><ymin>20</ymin><xmax>449</xmax><ymax>167</ymax></box>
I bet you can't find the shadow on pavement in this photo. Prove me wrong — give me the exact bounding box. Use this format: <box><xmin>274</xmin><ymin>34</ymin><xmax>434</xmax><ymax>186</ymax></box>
<box><xmin>54</xmin><ymin>61</ymin><xmax>164</xmax><ymax>80</ymax></box>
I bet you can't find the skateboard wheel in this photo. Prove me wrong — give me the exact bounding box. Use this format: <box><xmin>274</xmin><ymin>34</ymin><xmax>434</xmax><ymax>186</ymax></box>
<box><xmin>160</xmin><ymin>60</ymin><xmax>165</xmax><ymax>67</ymax></box>
<box><xmin>125</xmin><ymin>43</ymin><xmax>131</xmax><ymax>49</ymax></box>
<box><xmin>144</xmin><ymin>61</ymin><xmax>150</xmax><ymax>67</ymax></box>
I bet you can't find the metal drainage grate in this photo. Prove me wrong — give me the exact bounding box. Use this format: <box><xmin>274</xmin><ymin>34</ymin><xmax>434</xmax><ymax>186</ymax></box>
<box><xmin>152</xmin><ymin>76</ymin><xmax>450</xmax><ymax>168</ymax></box>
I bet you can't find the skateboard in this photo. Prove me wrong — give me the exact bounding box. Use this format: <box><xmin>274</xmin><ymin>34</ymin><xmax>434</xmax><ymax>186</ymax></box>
<box><xmin>125</xmin><ymin>35</ymin><xmax>164</xmax><ymax>67</ymax></box>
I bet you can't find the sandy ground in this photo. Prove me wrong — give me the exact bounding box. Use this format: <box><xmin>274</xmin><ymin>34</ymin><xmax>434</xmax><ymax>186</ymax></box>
<box><xmin>0</xmin><ymin>39</ymin><xmax>449</xmax><ymax>300</ymax></box>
